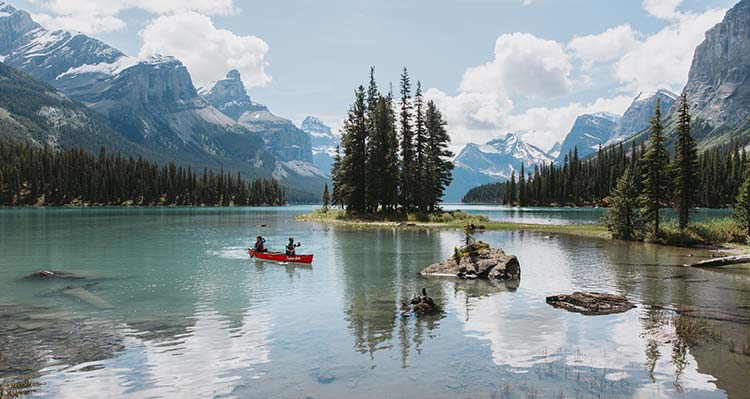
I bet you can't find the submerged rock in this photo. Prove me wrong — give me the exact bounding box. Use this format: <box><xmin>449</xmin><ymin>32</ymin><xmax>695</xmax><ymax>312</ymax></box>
<box><xmin>401</xmin><ymin>288</ymin><xmax>440</xmax><ymax>315</ymax></box>
<box><xmin>26</xmin><ymin>270</ymin><xmax>87</xmax><ymax>280</ymax></box>
<box><xmin>421</xmin><ymin>245</ymin><xmax>520</xmax><ymax>280</ymax></box>
<box><xmin>546</xmin><ymin>292</ymin><xmax>635</xmax><ymax>315</ymax></box>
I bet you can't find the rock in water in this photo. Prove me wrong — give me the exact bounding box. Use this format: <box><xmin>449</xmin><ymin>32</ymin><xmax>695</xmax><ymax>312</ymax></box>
<box><xmin>421</xmin><ymin>246</ymin><xmax>520</xmax><ymax>280</ymax></box>
<box><xmin>546</xmin><ymin>292</ymin><xmax>635</xmax><ymax>315</ymax></box>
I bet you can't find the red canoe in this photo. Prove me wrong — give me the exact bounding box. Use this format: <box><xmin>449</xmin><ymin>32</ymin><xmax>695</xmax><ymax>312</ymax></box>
<box><xmin>248</xmin><ymin>248</ymin><xmax>314</xmax><ymax>264</ymax></box>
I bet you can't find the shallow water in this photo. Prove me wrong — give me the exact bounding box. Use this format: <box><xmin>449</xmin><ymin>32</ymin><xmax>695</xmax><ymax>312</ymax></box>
<box><xmin>1</xmin><ymin>207</ymin><xmax>749</xmax><ymax>398</ymax></box>
<box><xmin>445</xmin><ymin>204</ymin><xmax>733</xmax><ymax>225</ymax></box>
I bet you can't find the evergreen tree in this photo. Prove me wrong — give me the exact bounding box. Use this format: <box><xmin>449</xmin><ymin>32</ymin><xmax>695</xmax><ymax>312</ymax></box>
<box><xmin>379</xmin><ymin>89</ymin><xmax>400</xmax><ymax>213</ymax></box>
<box><xmin>339</xmin><ymin>86</ymin><xmax>369</xmax><ymax>212</ymax></box>
<box><xmin>517</xmin><ymin>164</ymin><xmax>526</xmax><ymax>206</ymax></box>
<box><xmin>413</xmin><ymin>81</ymin><xmax>428</xmax><ymax>212</ymax></box>
<box><xmin>399</xmin><ymin>67</ymin><xmax>414</xmax><ymax>210</ymax></box>
<box><xmin>672</xmin><ymin>92</ymin><xmax>699</xmax><ymax>229</ymax></box>
<box><xmin>605</xmin><ymin>169</ymin><xmax>642</xmax><ymax>241</ymax></box>
<box><xmin>365</xmin><ymin>67</ymin><xmax>383</xmax><ymax>213</ymax></box>
<box><xmin>423</xmin><ymin>100</ymin><xmax>453</xmax><ymax>211</ymax></box>
<box><xmin>322</xmin><ymin>183</ymin><xmax>330</xmax><ymax>210</ymax></box>
<box><xmin>736</xmin><ymin>171</ymin><xmax>750</xmax><ymax>237</ymax></box>
<box><xmin>640</xmin><ymin>99</ymin><xmax>670</xmax><ymax>237</ymax></box>
<box><xmin>331</xmin><ymin>145</ymin><xmax>343</xmax><ymax>208</ymax></box>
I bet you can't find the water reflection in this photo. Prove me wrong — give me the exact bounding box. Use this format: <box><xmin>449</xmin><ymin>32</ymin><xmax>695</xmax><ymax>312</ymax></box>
<box><xmin>334</xmin><ymin>228</ymin><xmax>446</xmax><ymax>368</ymax></box>
<box><xmin>1</xmin><ymin>209</ymin><xmax>749</xmax><ymax>398</ymax></box>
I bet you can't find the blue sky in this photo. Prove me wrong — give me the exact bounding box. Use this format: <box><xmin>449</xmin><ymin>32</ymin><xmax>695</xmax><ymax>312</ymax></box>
<box><xmin>11</xmin><ymin>0</ymin><xmax>739</xmax><ymax>150</ymax></box>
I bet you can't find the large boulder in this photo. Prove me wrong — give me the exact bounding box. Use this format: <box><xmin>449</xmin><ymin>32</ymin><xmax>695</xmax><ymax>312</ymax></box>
<box><xmin>421</xmin><ymin>247</ymin><xmax>520</xmax><ymax>280</ymax></box>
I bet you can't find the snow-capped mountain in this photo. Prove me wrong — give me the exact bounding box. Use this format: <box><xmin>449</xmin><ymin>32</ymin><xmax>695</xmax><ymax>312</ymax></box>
<box><xmin>300</xmin><ymin>116</ymin><xmax>340</xmax><ymax>175</ymax></box>
<box><xmin>0</xmin><ymin>2</ymin><xmax>277</xmax><ymax>179</ymax></box>
<box><xmin>445</xmin><ymin>133</ymin><xmax>554</xmax><ymax>201</ymax></box>
<box><xmin>200</xmin><ymin>70</ymin><xmax>328</xmax><ymax>192</ymax></box>
<box><xmin>555</xmin><ymin>112</ymin><xmax>620</xmax><ymax>163</ymax></box>
<box><xmin>555</xmin><ymin>90</ymin><xmax>677</xmax><ymax>163</ymax></box>
<box><xmin>547</xmin><ymin>142</ymin><xmax>562</xmax><ymax>159</ymax></box>
<box><xmin>0</xmin><ymin>2</ymin><xmax>328</xmax><ymax>198</ymax></box>
<box><xmin>606</xmin><ymin>89</ymin><xmax>677</xmax><ymax>145</ymax></box>
<box><xmin>200</xmin><ymin>70</ymin><xmax>317</xmax><ymax>164</ymax></box>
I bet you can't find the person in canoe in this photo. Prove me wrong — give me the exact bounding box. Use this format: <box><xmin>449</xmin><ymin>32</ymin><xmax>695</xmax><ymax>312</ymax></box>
<box><xmin>286</xmin><ymin>237</ymin><xmax>301</xmax><ymax>256</ymax></box>
<box><xmin>254</xmin><ymin>236</ymin><xmax>268</xmax><ymax>253</ymax></box>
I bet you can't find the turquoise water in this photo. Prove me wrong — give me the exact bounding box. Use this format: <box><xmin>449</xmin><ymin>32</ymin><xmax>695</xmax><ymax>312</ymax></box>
<box><xmin>445</xmin><ymin>204</ymin><xmax>734</xmax><ymax>225</ymax></box>
<box><xmin>1</xmin><ymin>207</ymin><xmax>749</xmax><ymax>398</ymax></box>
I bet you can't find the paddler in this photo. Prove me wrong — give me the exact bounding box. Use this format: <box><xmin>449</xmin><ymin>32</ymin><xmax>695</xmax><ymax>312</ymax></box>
<box><xmin>286</xmin><ymin>237</ymin><xmax>300</xmax><ymax>256</ymax></box>
<box><xmin>254</xmin><ymin>236</ymin><xmax>267</xmax><ymax>252</ymax></box>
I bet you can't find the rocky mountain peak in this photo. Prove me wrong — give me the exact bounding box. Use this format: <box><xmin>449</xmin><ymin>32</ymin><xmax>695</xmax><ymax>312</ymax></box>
<box><xmin>683</xmin><ymin>0</ymin><xmax>750</xmax><ymax>131</ymax></box>
<box><xmin>226</xmin><ymin>69</ymin><xmax>241</xmax><ymax>81</ymax></box>
<box><xmin>200</xmin><ymin>69</ymin><xmax>267</xmax><ymax>120</ymax></box>
<box><xmin>301</xmin><ymin>116</ymin><xmax>332</xmax><ymax>136</ymax></box>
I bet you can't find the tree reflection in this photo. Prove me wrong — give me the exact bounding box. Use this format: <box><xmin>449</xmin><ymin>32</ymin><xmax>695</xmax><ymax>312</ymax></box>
<box><xmin>333</xmin><ymin>227</ymin><xmax>446</xmax><ymax>367</ymax></box>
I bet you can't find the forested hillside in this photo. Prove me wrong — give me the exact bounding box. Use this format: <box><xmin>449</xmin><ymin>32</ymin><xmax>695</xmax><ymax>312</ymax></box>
<box><xmin>0</xmin><ymin>140</ymin><xmax>287</xmax><ymax>207</ymax></box>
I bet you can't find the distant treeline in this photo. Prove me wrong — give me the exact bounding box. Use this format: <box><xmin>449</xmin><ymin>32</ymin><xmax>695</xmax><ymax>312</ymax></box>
<box><xmin>462</xmin><ymin>140</ymin><xmax>747</xmax><ymax>208</ymax></box>
<box><xmin>0</xmin><ymin>139</ymin><xmax>287</xmax><ymax>206</ymax></box>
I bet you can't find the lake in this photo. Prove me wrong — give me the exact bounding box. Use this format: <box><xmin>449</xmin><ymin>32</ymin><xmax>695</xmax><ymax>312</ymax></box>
<box><xmin>1</xmin><ymin>206</ymin><xmax>749</xmax><ymax>398</ymax></box>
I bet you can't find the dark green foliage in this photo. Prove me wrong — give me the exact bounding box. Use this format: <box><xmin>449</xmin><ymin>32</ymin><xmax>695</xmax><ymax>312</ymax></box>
<box><xmin>322</xmin><ymin>183</ymin><xmax>330</xmax><ymax>210</ymax></box>
<box><xmin>399</xmin><ymin>67</ymin><xmax>415</xmax><ymax>210</ymax></box>
<box><xmin>0</xmin><ymin>139</ymin><xmax>286</xmax><ymax>206</ymax></box>
<box><xmin>462</xmin><ymin>182</ymin><xmax>506</xmax><ymax>203</ymax></box>
<box><xmin>672</xmin><ymin>93</ymin><xmax>699</xmax><ymax>229</ymax></box>
<box><xmin>640</xmin><ymin>99</ymin><xmax>671</xmax><ymax>236</ymax></box>
<box><xmin>338</xmin><ymin>85</ymin><xmax>368</xmax><ymax>212</ymax></box>
<box><xmin>423</xmin><ymin>100</ymin><xmax>453</xmax><ymax>211</ymax></box>
<box><xmin>332</xmin><ymin>67</ymin><xmax>452</xmax><ymax>215</ymax></box>
<box><xmin>605</xmin><ymin>169</ymin><xmax>643</xmax><ymax>240</ymax></box>
<box><xmin>464</xmin><ymin>140</ymin><xmax>745</xmax><ymax>210</ymax></box>
<box><xmin>735</xmin><ymin>172</ymin><xmax>750</xmax><ymax>237</ymax></box>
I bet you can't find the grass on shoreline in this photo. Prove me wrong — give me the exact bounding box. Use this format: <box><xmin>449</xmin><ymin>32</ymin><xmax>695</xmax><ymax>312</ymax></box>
<box><xmin>296</xmin><ymin>208</ymin><xmax>611</xmax><ymax>239</ymax></box>
<box><xmin>298</xmin><ymin>208</ymin><xmax>749</xmax><ymax>250</ymax></box>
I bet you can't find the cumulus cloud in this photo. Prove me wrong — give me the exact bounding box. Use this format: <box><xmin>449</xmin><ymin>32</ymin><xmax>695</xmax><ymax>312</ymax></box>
<box><xmin>460</xmin><ymin>33</ymin><xmax>572</xmax><ymax>99</ymax></box>
<box><xmin>139</xmin><ymin>12</ymin><xmax>271</xmax><ymax>90</ymax></box>
<box><xmin>568</xmin><ymin>24</ymin><xmax>641</xmax><ymax>68</ymax></box>
<box><xmin>28</xmin><ymin>0</ymin><xmax>238</xmax><ymax>34</ymax></box>
<box><xmin>642</xmin><ymin>0</ymin><xmax>683</xmax><ymax>20</ymax></box>
<box><xmin>427</xmin><ymin>86</ymin><xmax>631</xmax><ymax>151</ymax></box>
<box><xmin>614</xmin><ymin>8</ymin><xmax>725</xmax><ymax>92</ymax></box>
<box><xmin>424</xmin><ymin>32</ymin><xmax>633</xmax><ymax>152</ymax></box>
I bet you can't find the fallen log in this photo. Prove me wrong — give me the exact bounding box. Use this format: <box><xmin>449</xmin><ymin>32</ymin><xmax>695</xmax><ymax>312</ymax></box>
<box><xmin>688</xmin><ymin>254</ymin><xmax>750</xmax><ymax>268</ymax></box>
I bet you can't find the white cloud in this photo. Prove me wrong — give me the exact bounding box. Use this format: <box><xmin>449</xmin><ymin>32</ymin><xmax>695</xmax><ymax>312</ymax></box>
<box><xmin>642</xmin><ymin>0</ymin><xmax>683</xmax><ymax>20</ymax></box>
<box><xmin>614</xmin><ymin>8</ymin><xmax>725</xmax><ymax>92</ymax></box>
<box><xmin>139</xmin><ymin>12</ymin><xmax>271</xmax><ymax>90</ymax></box>
<box><xmin>568</xmin><ymin>24</ymin><xmax>641</xmax><ymax>67</ymax></box>
<box><xmin>426</xmin><ymin>88</ymin><xmax>632</xmax><ymax>151</ymax></box>
<box><xmin>505</xmin><ymin>95</ymin><xmax>633</xmax><ymax>148</ymax></box>
<box><xmin>460</xmin><ymin>33</ymin><xmax>572</xmax><ymax>99</ymax></box>
<box><xmin>27</xmin><ymin>0</ymin><xmax>238</xmax><ymax>34</ymax></box>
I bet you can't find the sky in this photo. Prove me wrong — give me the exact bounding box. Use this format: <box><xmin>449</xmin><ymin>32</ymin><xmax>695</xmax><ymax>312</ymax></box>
<box><xmin>12</xmin><ymin>0</ymin><xmax>739</xmax><ymax>152</ymax></box>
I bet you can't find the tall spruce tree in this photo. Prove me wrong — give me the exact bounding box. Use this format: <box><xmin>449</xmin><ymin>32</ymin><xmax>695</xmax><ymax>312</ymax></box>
<box><xmin>640</xmin><ymin>99</ymin><xmax>670</xmax><ymax>237</ymax></box>
<box><xmin>424</xmin><ymin>100</ymin><xmax>453</xmax><ymax>211</ymax></box>
<box><xmin>605</xmin><ymin>169</ymin><xmax>642</xmax><ymax>240</ymax></box>
<box><xmin>379</xmin><ymin>89</ymin><xmax>400</xmax><ymax>213</ymax></box>
<box><xmin>339</xmin><ymin>86</ymin><xmax>368</xmax><ymax>212</ymax></box>
<box><xmin>399</xmin><ymin>67</ymin><xmax>414</xmax><ymax>210</ymax></box>
<box><xmin>331</xmin><ymin>145</ymin><xmax>343</xmax><ymax>208</ymax></box>
<box><xmin>413</xmin><ymin>81</ymin><xmax>428</xmax><ymax>212</ymax></box>
<box><xmin>365</xmin><ymin>67</ymin><xmax>383</xmax><ymax>213</ymax></box>
<box><xmin>672</xmin><ymin>92</ymin><xmax>699</xmax><ymax>229</ymax></box>
<box><xmin>517</xmin><ymin>164</ymin><xmax>526</xmax><ymax>206</ymax></box>
<box><xmin>322</xmin><ymin>183</ymin><xmax>330</xmax><ymax>210</ymax></box>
